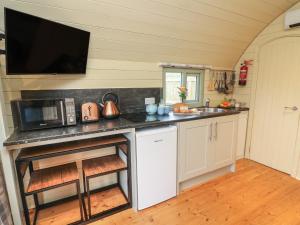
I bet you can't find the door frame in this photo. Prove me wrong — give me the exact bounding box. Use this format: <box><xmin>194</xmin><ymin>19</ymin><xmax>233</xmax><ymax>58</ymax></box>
<box><xmin>246</xmin><ymin>35</ymin><xmax>300</xmax><ymax>179</ymax></box>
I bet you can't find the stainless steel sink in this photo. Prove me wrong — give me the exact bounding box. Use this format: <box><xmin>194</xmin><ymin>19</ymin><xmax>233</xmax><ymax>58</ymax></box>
<box><xmin>198</xmin><ymin>108</ymin><xmax>226</xmax><ymax>113</ymax></box>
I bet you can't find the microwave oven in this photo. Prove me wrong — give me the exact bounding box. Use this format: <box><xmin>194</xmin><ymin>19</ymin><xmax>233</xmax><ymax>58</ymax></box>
<box><xmin>11</xmin><ymin>98</ymin><xmax>76</xmax><ymax>131</ymax></box>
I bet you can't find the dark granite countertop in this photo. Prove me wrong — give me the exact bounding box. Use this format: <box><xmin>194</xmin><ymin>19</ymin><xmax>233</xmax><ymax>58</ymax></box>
<box><xmin>4</xmin><ymin>108</ymin><xmax>249</xmax><ymax>147</ymax></box>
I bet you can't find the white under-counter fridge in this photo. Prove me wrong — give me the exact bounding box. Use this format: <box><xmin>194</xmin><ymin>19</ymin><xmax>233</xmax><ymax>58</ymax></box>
<box><xmin>135</xmin><ymin>126</ymin><xmax>177</xmax><ymax>210</ymax></box>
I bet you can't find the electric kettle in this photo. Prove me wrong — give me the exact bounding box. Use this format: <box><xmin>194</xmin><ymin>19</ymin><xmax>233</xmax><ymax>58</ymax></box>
<box><xmin>100</xmin><ymin>92</ymin><xmax>120</xmax><ymax>119</ymax></box>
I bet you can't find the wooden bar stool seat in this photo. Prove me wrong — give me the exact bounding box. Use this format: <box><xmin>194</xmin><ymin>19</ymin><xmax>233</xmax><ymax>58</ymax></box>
<box><xmin>27</xmin><ymin>163</ymin><xmax>79</xmax><ymax>194</ymax></box>
<box><xmin>82</xmin><ymin>155</ymin><xmax>127</xmax><ymax>178</ymax></box>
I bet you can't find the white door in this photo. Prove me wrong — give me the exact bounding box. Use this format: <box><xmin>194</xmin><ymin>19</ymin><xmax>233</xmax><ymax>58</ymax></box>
<box><xmin>251</xmin><ymin>37</ymin><xmax>300</xmax><ymax>174</ymax></box>
<box><xmin>136</xmin><ymin>126</ymin><xmax>177</xmax><ymax>210</ymax></box>
<box><xmin>213</xmin><ymin>116</ymin><xmax>237</xmax><ymax>169</ymax></box>
<box><xmin>178</xmin><ymin>119</ymin><xmax>212</xmax><ymax>182</ymax></box>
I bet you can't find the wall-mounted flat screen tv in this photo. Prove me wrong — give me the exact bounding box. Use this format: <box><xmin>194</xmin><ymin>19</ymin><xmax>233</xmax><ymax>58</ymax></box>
<box><xmin>4</xmin><ymin>8</ymin><xmax>90</xmax><ymax>75</ymax></box>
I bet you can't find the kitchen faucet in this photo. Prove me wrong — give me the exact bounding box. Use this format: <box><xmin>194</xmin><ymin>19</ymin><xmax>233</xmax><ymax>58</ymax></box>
<box><xmin>205</xmin><ymin>98</ymin><xmax>210</xmax><ymax>108</ymax></box>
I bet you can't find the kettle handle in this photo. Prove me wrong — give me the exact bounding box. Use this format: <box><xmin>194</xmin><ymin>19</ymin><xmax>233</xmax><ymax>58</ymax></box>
<box><xmin>102</xmin><ymin>92</ymin><xmax>119</xmax><ymax>104</ymax></box>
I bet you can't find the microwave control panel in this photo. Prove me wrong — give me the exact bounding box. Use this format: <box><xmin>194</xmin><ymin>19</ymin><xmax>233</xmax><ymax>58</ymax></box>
<box><xmin>65</xmin><ymin>98</ymin><xmax>76</xmax><ymax>125</ymax></box>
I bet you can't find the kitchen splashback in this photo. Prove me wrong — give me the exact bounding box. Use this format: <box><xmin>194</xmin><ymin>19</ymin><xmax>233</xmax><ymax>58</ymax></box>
<box><xmin>21</xmin><ymin>88</ymin><xmax>161</xmax><ymax>115</ymax></box>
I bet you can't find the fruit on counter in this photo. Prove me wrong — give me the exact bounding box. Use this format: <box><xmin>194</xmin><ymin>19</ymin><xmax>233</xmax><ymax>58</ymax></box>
<box><xmin>219</xmin><ymin>100</ymin><xmax>231</xmax><ymax>108</ymax></box>
<box><xmin>173</xmin><ymin>103</ymin><xmax>189</xmax><ymax>113</ymax></box>
<box><xmin>220</xmin><ymin>102</ymin><xmax>230</xmax><ymax>107</ymax></box>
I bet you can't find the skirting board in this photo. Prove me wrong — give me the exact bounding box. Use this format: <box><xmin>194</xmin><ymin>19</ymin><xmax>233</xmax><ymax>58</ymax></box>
<box><xmin>236</xmin><ymin>156</ymin><xmax>245</xmax><ymax>160</ymax></box>
<box><xmin>178</xmin><ymin>165</ymin><xmax>234</xmax><ymax>192</ymax></box>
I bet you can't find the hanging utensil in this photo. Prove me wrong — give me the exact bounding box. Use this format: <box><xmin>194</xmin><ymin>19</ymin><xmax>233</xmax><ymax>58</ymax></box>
<box><xmin>224</xmin><ymin>71</ymin><xmax>236</xmax><ymax>95</ymax></box>
<box><xmin>224</xmin><ymin>72</ymin><xmax>229</xmax><ymax>94</ymax></box>
<box><xmin>224</xmin><ymin>72</ymin><xmax>227</xmax><ymax>89</ymax></box>
<box><xmin>214</xmin><ymin>71</ymin><xmax>219</xmax><ymax>91</ymax></box>
<box><xmin>218</xmin><ymin>72</ymin><xmax>223</xmax><ymax>93</ymax></box>
<box><xmin>208</xmin><ymin>70</ymin><xmax>214</xmax><ymax>91</ymax></box>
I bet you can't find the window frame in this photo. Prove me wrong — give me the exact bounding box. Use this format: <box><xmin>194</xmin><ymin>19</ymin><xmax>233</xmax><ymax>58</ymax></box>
<box><xmin>163</xmin><ymin>68</ymin><xmax>204</xmax><ymax>107</ymax></box>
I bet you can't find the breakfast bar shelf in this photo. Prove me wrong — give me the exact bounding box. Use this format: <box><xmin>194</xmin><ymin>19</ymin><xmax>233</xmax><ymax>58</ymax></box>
<box><xmin>16</xmin><ymin>135</ymin><xmax>128</xmax><ymax>162</ymax></box>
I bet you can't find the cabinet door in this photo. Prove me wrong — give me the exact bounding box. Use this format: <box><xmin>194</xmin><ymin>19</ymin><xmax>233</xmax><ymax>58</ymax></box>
<box><xmin>213</xmin><ymin>115</ymin><xmax>238</xmax><ymax>169</ymax></box>
<box><xmin>178</xmin><ymin>119</ymin><xmax>212</xmax><ymax>182</ymax></box>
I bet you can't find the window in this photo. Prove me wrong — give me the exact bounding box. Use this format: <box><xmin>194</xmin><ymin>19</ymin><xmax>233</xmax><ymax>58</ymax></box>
<box><xmin>163</xmin><ymin>68</ymin><xmax>204</xmax><ymax>106</ymax></box>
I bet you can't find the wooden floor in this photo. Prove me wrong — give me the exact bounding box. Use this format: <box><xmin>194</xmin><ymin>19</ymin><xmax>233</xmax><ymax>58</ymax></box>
<box><xmin>35</xmin><ymin>159</ymin><xmax>300</xmax><ymax>225</ymax></box>
<box><xmin>88</xmin><ymin>186</ymin><xmax>128</xmax><ymax>215</ymax></box>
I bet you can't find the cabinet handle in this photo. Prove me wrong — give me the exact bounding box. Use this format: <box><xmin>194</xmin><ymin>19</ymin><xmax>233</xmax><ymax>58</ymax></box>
<box><xmin>209</xmin><ymin>123</ymin><xmax>213</xmax><ymax>142</ymax></box>
<box><xmin>214</xmin><ymin>122</ymin><xmax>218</xmax><ymax>140</ymax></box>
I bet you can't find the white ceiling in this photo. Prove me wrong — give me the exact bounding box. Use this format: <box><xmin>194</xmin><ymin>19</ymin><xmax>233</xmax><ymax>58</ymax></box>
<box><xmin>0</xmin><ymin>0</ymin><xmax>299</xmax><ymax>68</ymax></box>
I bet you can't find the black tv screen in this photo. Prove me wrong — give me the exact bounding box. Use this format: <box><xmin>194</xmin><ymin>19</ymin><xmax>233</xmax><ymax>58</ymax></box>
<box><xmin>4</xmin><ymin>8</ymin><xmax>90</xmax><ymax>74</ymax></box>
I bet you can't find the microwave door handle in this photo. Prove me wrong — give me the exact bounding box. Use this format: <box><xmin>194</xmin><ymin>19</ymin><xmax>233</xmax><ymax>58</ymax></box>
<box><xmin>60</xmin><ymin>100</ymin><xmax>65</xmax><ymax>126</ymax></box>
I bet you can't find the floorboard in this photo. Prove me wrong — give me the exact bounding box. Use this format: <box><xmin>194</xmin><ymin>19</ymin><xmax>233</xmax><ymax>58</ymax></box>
<box><xmin>33</xmin><ymin>159</ymin><xmax>300</xmax><ymax>225</ymax></box>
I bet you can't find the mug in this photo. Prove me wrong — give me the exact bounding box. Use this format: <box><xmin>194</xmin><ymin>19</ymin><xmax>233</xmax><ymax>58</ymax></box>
<box><xmin>146</xmin><ymin>104</ymin><xmax>158</xmax><ymax>115</ymax></box>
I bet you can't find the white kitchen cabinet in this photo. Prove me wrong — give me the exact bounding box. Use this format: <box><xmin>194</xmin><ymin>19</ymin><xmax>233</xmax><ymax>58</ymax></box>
<box><xmin>178</xmin><ymin>115</ymin><xmax>238</xmax><ymax>182</ymax></box>
<box><xmin>212</xmin><ymin>115</ymin><xmax>238</xmax><ymax>169</ymax></box>
<box><xmin>178</xmin><ymin>119</ymin><xmax>212</xmax><ymax>182</ymax></box>
<box><xmin>236</xmin><ymin>111</ymin><xmax>248</xmax><ymax>159</ymax></box>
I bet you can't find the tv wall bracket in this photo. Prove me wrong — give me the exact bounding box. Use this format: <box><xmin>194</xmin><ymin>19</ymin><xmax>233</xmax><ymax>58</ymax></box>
<box><xmin>0</xmin><ymin>33</ymin><xmax>5</xmax><ymax>55</ymax></box>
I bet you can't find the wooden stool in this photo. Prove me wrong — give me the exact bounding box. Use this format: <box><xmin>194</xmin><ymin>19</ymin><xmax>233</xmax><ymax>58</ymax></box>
<box><xmin>82</xmin><ymin>151</ymin><xmax>130</xmax><ymax>219</ymax></box>
<box><xmin>15</xmin><ymin>162</ymin><xmax>84</xmax><ymax>225</ymax></box>
<box><xmin>15</xmin><ymin>135</ymin><xmax>131</xmax><ymax>224</ymax></box>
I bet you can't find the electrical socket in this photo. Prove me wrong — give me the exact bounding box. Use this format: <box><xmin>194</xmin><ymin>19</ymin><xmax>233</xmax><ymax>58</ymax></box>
<box><xmin>145</xmin><ymin>97</ymin><xmax>155</xmax><ymax>105</ymax></box>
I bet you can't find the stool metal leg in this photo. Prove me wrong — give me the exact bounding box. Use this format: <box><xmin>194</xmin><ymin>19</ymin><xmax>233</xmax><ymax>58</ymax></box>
<box><xmin>16</xmin><ymin>161</ymin><xmax>31</xmax><ymax>225</ymax></box>
<box><xmin>82</xmin><ymin>170</ymin><xmax>88</xmax><ymax>220</ymax></box>
<box><xmin>29</xmin><ymin>162</ymin><xmax>39</xmax><ymax>210</ymax></box>
<box><xmin>83</xmin><ymin>171</ymin><xmax>87</xmax><ymax>194</ymax></box>
<box><xmin>126</xmin><ymin>142</ymin><xmax>132</xmax><ymax>205</ymax></box>
<box><xmin>87</xmin><ymin>177</ymin><xmax>92</xmax><ymax>219</ymax></box>
<box><xmin>76</xmin><ymin>181</ymin><xmax>84</xmax><ymax>221</ymax></box>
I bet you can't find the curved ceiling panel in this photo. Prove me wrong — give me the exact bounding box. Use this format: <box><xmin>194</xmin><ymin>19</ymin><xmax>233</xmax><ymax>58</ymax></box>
<box><xmin>0</xmin><ymin>0</ymin><xmax>298</xmax><ymax>68</ymax></box>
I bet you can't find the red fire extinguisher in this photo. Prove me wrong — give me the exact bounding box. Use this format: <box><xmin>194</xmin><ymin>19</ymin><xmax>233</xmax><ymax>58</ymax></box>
<box><xmin>239</xmin><ymin>60</ymin><xmax>252</xmax><ymax>86</ymax></box>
